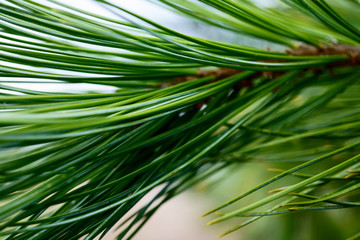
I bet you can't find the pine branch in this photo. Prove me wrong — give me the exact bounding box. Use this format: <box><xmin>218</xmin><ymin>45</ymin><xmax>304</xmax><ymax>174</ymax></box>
<box><xmin>0</xmin><ymin>0</ymin><xmax>359</xmax><ymax>239</ymax></box>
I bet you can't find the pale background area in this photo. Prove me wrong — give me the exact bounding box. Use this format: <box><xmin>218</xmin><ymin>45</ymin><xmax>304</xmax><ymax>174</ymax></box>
<box><xmin>102</xmin><ymin>189</ymin><xmax>228</xmax><ymax>240</ymax></box>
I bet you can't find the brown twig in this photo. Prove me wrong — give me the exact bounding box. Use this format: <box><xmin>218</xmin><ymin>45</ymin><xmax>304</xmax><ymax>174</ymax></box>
<box><xmin>159</xmin><ymin>44</ymin><xmax>359</xmax><ymax>108</ymax></box>
<box><xmin>288</xmin><ymin>44</ymin><xmax>360</xmax><ymax>66</ymax></box>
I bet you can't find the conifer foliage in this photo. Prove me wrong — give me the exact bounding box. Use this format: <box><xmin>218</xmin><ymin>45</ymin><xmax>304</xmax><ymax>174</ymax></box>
<box><xmin>0</xmin><ymin>0</ymin><xmax>359</xmax><ymax>239</ymax></box>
